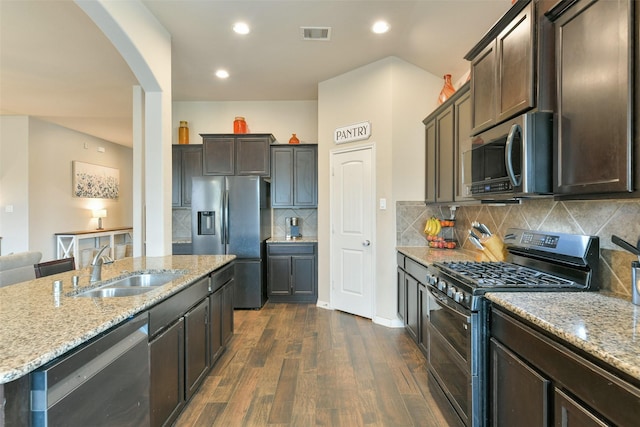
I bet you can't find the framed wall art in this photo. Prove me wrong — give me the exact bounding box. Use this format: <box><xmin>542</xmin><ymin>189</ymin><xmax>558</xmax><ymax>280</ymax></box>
<box><xmin>72</xmin><ymin>161</ymin><xmax>120</xmax><ymax>199</ymax></box>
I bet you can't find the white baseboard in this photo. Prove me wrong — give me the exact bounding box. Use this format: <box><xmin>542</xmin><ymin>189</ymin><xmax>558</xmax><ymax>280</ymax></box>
<box><xmin>373</xmin><ymin>316</ymin><xmax>404</xmax><ymax>328</ymax></box>
<box><xmin>316</xmin><ymin>300</ymin><xmax>333</xmax><ymax>310</ymax></box>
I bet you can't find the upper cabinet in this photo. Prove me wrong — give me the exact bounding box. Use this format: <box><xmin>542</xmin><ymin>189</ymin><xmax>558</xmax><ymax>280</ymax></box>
<box><xmin>424</xmin><ymin>83</ymin><xmax>471</xmax><ymax>204</ymax></box>
<box><xmin>172</xmin><ymin>145</ymin><xmax>203</xmax><ymax>207</ymax></box>
<box><xmin>466</xmin><ymin>0</ymin><xmax>555</xmax><ymax>135</ymax></box>
<box><xmin>201</xmin><ymin>134</ymin><xmax>274</xmax><ymax>176</ymax></box>
<box><xmin>271</xmin><ymin>144</ymin><xmax>318</xmax><ymax>208</ymax></box>
<box><xmin>547</xmin><ymin>0</ymin><xmax>638</xmax><ymax>197</ymax></box>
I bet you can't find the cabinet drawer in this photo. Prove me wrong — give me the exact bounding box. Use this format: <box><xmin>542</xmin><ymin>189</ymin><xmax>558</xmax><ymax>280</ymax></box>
<box><xmin>405</xmin><ymin>258</ymin><xmax>428</xmax><ymax>282</ymax></box>
<box><xmin>210</xmin><ymin>262</ymin><xmax>234</xmax><ymax>293</ymax></box>
<box><xmin>268</xmin><ymin>243</ymin><xmax>315</xmax><ymax>255</ymax></box>
<box><xmin>149</xmin><ymin>277</ymin><xmax>210</xmax><ymax>337</ymax></box>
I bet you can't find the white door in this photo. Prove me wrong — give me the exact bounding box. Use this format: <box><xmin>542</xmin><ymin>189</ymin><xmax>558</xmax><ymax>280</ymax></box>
<box><xmin>330</xmin><ymin>145</ymin><xmax>375</xmax><ymax>318</ymax></box>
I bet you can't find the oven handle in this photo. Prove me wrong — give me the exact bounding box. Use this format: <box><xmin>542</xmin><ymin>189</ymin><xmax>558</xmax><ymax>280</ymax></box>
<box><xmin>505</xmin><ymin>123</ymin><xmax>522</xmax><ymax>187</ymax></box>
<box><xmin>428</xmin><ymin>286</ymin><xmax>471</xmax><ymax>322</ymax></box>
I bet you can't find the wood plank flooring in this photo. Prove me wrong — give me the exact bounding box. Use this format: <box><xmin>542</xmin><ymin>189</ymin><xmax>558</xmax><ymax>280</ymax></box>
<box><xmin>175</xmin><ymin>303</ymin><xmax>450</xmax><ymax>427</ymax></box>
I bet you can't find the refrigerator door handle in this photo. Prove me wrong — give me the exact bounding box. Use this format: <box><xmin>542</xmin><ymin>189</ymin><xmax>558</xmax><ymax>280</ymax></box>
<box><xmin>223</xmin><ymin>190</ymin><xmax>230</xmax><ymax>245</ymax></box>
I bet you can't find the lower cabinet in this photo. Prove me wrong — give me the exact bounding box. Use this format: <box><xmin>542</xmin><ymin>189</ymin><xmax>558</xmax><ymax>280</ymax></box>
<box><xmin>267</xmin><ymin>242</ymin><xmax>317</xmax><ymax>303</ymax></box>
<box><xmin>490</xmin><ymin>306</ymin><xmax>640</xmax><ymax>427</ymax></box>
<box><xmin>149</xmin><ymin>265</ymin><xmax>235</xmax><ymax>427</ymax></box>
<box><xmin>397</xmin><ymin>252</ymin><xmax>430</xmax><ymax>356</ymax></box>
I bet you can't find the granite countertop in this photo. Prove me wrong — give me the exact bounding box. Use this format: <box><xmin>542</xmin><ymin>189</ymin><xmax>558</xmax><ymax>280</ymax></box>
<box><xmin>487</xmin><ymin>292</ymin><xmax>640</xmax><ymax>383</ymax></box>
<box><xmin>0</xmin><ymin>254</ymin><xmax>235</xmax><ymax>384</ymax></box>
<box><xmin>397</xmin><ymin>246</ymin><xmax>476</xmax><ymax>265</ymax></box>
<box><xmin>268</xmin><ymin>236</ymin><xmax>318</xmax><ymax>243</ymax></box>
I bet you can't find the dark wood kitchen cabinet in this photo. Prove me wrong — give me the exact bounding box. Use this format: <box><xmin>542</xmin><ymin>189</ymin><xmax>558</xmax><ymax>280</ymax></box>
<box><xmin>271</xmin><ymin>144</ymin><xmax>318</xmax><ymax>208</ymax></box>
<box><xmin>202</xmin><ymin>133</ymin><xmax>274</xmax><ymax>176</ymax></box>
<box><xmin>490</xmin><ymin>306</ymin><xmax>640</xmax><ymax>427</ymax></box>
<box><xmin>547</xmin><ymin>0</ymin><xmax>638</xmax><ymax>198</ymax></box>
<box><xmin>397</xmin><ymin>252</ymin><xmax>429</xmax><ymax>355</ymax></box>
<box><xmin>184</xmin><ymin>298</ymin><xmax>210</xmax><ymax>401</ymax></box>
<box><xmin>210</xmin><ymin>262</ymin><xmax>234</xmax><ymax>364</ymax></box>
<box><xmin>424</xmin><ymin>82</ymin><xmax>470</xmax><ymax>204</ymax></box>
<box><xmin>466</xmin><ymin>0</ymin><xmax>554</xmax><ymax>134</ymax></box>
<box><xmin>172</xmin><ymin>145</ymin><xmax>203</xmax><ymax>207</ymax></box>
<box><xmin>267</xmin><ymin>242</ymin><xmax>317</xmax><ymax>303</ymax></box>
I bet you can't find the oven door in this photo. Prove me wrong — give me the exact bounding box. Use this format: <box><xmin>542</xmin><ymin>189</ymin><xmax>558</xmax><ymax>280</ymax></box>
<box><xmin>427</xmin><ymin>285</ymin><xmax>472</xmax><ymax>425</ymax></box>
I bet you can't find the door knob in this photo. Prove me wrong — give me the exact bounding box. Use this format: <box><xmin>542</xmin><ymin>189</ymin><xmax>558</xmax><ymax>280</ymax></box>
<box><xmin>363</xmin><ymin>240</ymin><xmax>371</xmax><ymax>247</ymax></box>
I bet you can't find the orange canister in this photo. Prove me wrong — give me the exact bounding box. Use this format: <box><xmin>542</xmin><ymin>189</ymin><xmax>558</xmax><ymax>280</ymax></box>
<box><xmin>233</xmin><ymin>116</ymin><xmax>247</xmax><ymax>134</ymax></box>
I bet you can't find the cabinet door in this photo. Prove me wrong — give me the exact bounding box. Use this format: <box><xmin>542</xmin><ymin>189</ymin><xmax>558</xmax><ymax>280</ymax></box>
<box><xmin>454</xmin><ymin>88</ymin><xmax>473</xmax><ymax>202</ymax></box>
<box><xmin>203</xmin><ymin>137</ymin><xmax>235</xmax><ymax>175</ymax></box>
<box><xmin>209</xmin><ymin>288</ymin><xmax>224</xmax><ymax>364</ymax></box>
<box><xmin>268</xmin><ymin>255</ymin><xmax>292</xmax><ymax>295</ymax></box>
<box><xmin>291</xmin><ymin>255</ymin><xmax>315</xmax><ymax>296</ymax></box>
<box><xmin>471</xmin><ymin>40</ymin><xmax>497</xmax><ymax>134</ymax></box>
<box><xmin>150</xmin><ymin>318</ymin><xmax>185</xmax><ymax>427</ymax></box>
<box><xmin>554</xmin><ymin>0</ymin><xmax>632</xmax><ymax>195</ymax></box>
<box><xmin>222</xmin><ymin>280</ymin><xmax>234</xmax><ymax>345</ymax></box>
<box><xmin>236</xmin><ymin>136</ymin><xmax>270</xmax><ymax>176</ymax></box>
<box><xmin>496</xmin><ymin>1</ymin><xmax>535</xmax><ymax>123</ymax></box>
<box><xmin>554</xmin><ymin>388</ymin><xmax>609</xmax><ymax>427</ymax></box>
<box><xmin>271</xmin><ymin>147</ymin><xmax>294</xmax><ymax>207</ymax></box>
<box><xmin>425</xmin><ymin>119</ymin><xmax>437</xmax><ymax>203</ymax></box>
<box><xmin>294</xmin><ymin>146</ymin><xmax>317</xmax><ymax>207</ymax></box>
<box><xmin>418</xmin><ymin>283</ymin><xmax>429</xmax><ymax>357</ymax></box>
<box><xmin>181</xmin><ymin>146</ymin><xmax>203</xmax><ymax>206</ymax></box>
<box><xmin>397</xmin><ymin>267</ymin><xmax>406</xmax><ymax>323</ymax></box>
<box><xmin>172</xmin><ymin>146</ymin><xmax>181</xmax><ymax>207</ymax></box>
<box><xmin>490</xmin><ymin>338</ymin><xmax>551</xmax><ymax>426</ymax></box>
<box><xmin>184</xmin><ymin>298</ymin><xmax>210</xmax><ymax>400</ymax></box>
<box><xmin>405</xmin><ymin>275</ymin><xmax>419</xmax><ymax>343</ymax></box>
<box><xmin>436</xmin><ymin>104</ymin><xmax>455</xmax><ymax>203</ymax></box>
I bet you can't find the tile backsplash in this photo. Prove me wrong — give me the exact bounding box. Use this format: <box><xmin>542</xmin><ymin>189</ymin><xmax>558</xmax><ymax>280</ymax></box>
<box><xmin>397</xmin><ymin>199</ymin><xmax>640</xmax><ymax>300</ymax></box>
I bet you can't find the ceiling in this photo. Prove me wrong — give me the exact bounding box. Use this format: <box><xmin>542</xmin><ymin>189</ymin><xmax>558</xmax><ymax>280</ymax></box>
<box><xmin>0</xmin><ymin>0</ymin><xmax>511</xmax><ymax>147</ymax></box>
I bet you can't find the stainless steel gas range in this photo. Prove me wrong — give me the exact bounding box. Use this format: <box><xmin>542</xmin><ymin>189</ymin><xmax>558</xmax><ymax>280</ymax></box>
<box><xmin>424</xmin><ymin>228</ymin><xmax>600</xmax><ymax>426</ymax></box>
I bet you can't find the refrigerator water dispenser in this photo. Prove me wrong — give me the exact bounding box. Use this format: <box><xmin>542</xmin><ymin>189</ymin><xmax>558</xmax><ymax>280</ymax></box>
<box><xmin>197</xmin><ymin>211</ymin><xmax>215</xmax><ymax>235</ymax></box>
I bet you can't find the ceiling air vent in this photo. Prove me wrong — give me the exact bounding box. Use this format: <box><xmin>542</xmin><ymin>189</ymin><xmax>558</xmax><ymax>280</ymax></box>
<box><xmin>300</xmin><ymin>27</ymin><xmax>331</xmax><ymax>41</ymax></box>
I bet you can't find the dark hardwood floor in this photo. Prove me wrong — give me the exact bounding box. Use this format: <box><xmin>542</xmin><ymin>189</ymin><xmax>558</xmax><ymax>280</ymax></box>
<box><xmin>175</xmin><ymin>303</ymin><xmax>450</xmax><ymax>426</ymax></box>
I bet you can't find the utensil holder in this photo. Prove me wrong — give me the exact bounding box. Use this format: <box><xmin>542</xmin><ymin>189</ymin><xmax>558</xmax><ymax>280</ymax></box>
<box><xmin>632</xmin><ymin>262</ymin><xmax>640</xmax><ymax>306</ymax></box>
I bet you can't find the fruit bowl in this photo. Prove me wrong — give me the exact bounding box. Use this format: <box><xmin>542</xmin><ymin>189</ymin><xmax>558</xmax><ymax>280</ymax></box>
<box><xmin>427</xmin><ymin>236</ymin><xmax>457</xmax><ymax>249</ymax></box>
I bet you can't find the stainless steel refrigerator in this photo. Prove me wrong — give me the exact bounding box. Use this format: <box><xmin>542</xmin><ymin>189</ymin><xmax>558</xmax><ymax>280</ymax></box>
<box><xmin>191</xmin><ymin>176</ymin><xmax>271</xmax><ymax>309</ymax></box>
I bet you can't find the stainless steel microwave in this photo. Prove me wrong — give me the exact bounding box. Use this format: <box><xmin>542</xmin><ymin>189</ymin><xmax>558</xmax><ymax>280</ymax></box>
<box><xmin>462</xmin><ymin>112</ymin><xmax>553</xmax><ymax>200</ymax></box>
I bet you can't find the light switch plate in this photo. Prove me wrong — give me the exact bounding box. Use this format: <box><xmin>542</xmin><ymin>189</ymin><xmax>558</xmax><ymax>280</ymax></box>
<box><xmin>379</xmin><ymin>198</ymin><xmax>386</xmax><ymax>210</ymax></box>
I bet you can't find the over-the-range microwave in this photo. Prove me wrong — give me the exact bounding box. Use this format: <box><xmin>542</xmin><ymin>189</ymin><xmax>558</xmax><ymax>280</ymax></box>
<box><xmin>462</xmin><ymin>112</ymin><xmax>553</xmax><ymax>200</ymax></box>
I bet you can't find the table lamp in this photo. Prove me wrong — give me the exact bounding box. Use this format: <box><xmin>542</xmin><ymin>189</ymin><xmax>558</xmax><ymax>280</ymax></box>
<box><xmin>92</xmin><ymin>209</ymin><xmax>107</xmax><ymax>230</ymax></box>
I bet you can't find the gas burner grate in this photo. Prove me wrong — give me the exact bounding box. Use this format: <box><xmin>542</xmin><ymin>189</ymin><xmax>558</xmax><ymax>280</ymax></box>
<box><xmin>438</xmin><ymin>261</ymin><xmax>576</xmax><ymax>288</ymax></box>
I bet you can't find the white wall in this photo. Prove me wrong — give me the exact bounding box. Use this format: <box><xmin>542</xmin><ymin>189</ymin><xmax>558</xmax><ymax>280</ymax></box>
<box><xmin>0</xmin><ymin>116</ymin><xmax>30</xmax><ymax>253</ymax></box>
<box><xmin>172</xmin><ymin>101</ymin><xmax>318</xmax><ymax>145</ymax></box>
<box><xmin>318</xmin><ymin>57</ymin><xmax>439</xmax><ymax>324</ymax></box>
<box><xmin>0</xmin><ymin>117</ymin><xmax>133</xmax><ymax>261</ymax></box>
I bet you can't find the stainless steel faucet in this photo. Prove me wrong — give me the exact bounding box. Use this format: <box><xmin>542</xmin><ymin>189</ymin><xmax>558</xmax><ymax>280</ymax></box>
<box><xmin>90</xmin><ymin>244</ymin><xmax>112</xmax><ymax>282</ymax></box>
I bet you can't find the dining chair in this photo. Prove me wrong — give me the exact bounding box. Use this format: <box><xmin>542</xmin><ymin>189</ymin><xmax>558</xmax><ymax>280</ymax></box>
<box><xmin>34</xmin><ymin>257</ymin><xmax>76</xmax><ymax>278</ymax></box>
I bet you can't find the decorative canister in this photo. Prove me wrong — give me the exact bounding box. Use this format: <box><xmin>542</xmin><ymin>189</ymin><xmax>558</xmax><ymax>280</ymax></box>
<box><xmin>178</xmin><ymin>121</ymin><xmax>189</xmax><ymax>144</ymax></box>
<box><xmin>233</xmin><ymin>116</ymin><xmax>247</xmax><ymax>134</ymax></box>
<box><xmin>289</xmin><ymin>133</ymin><xmax>300</xmax><ymax>144</ymax></box>
<box><xmin>437</xmin><ymin>74</ymin><xmax>456</xmax><ymax>105</ymax></box>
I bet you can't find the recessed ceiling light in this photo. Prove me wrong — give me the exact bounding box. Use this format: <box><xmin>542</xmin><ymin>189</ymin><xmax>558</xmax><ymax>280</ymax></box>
<box><xmin>233</xmin><ymin>22</ymin><xmax>250</xmax><ymax>35</ymax></box>
<box><xmin>372</xmin><ymin>20</ymin><xmax>390</xmax><ymax>34</ymax></box>
<box><xmin>215</xmin><ymin>69</ymin><xmax>229</xmax><ymax>79</ymax></box>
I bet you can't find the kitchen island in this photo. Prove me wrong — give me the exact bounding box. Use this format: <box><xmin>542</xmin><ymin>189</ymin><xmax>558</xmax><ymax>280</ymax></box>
<box><xmin>0</xmin><ymin>254</ymin><xmax>235</xmax><ymax>426</ymax></box>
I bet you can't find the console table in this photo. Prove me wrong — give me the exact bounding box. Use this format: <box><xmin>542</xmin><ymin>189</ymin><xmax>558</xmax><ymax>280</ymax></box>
<box><xmin>55</xmin><ymin>227</ymin><xmax>133</xmax><ymax>267</ymax></box>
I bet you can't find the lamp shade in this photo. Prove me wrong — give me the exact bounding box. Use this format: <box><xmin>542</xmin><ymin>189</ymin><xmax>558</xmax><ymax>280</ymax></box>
<box><xmin>92</xmin><ymin>209</ymin><xmax>107</xmax><ymax>218</ymax></box>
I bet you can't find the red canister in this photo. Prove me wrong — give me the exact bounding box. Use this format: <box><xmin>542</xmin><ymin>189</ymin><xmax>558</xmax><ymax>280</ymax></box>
<box><xmin>233</xmin><ymin>116</ymin><xmax>247</xmax><ymax>134</ymax></box>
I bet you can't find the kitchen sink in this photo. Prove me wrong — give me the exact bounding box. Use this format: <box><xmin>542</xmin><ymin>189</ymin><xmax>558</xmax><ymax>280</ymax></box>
<box><xmin>75</xmin><ymin>287</ymin><xmax>158</xmax><ymax>298</ymax></box>
<box><xmin>72</xmin><ymin>271</ymin><xmax>184</xmax><ymax>298</ymax></box>
<box><xmin>103</xmin><ymin>273</ymin><xmax>183</xmax><ymax>288</ymax></box>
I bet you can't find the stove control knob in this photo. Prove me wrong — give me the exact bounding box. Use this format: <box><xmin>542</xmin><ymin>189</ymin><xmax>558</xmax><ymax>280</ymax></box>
<box><xmin>437</xmin><ymin>279</ymin><xmax>447</xmax><ymax>292</ymax></box>
<box><xmin>454</xmin><ymin>291</ymin><xmax>464</xmax><ymax>303</ymax></box>
<box><xmin>426</xmin><ymin>274</ymin><xmax>436</xmax><ymax>286</ymax></box>
<box><xmin>447</xmin><ymin>286</ymin><xmax>456</xmax><ymax>298</ymax></box>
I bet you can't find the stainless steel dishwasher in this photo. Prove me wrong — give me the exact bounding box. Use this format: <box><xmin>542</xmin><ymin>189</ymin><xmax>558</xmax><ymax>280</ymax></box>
<box><xmin>31</xmin><ymin>313</ymin><xmax>150</xmax><ymax>426</ymax></box>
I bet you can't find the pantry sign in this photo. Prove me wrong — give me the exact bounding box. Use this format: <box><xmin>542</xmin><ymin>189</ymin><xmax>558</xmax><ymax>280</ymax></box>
<box><xmin>334</xmin><ymin>121</ymin><xmax>371</xmax><ymax>144</ymax></box>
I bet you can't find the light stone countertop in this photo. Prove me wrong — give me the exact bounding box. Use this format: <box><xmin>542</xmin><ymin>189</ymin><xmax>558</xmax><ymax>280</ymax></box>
<box><xmin>486</xmin><ymin>292</ymin><xmax>640</xmax><ymax>383</ymax></box>
<box><xmin>397</xmin><ymin>246</ymin><xmax>476</xmax><ymax>265</ymax></box>
<box><xmin>267</xmin><ymin>236</ymin><xmax>318</xmax><ymax>243</ymax></box>
<box><xmin>0</xmin><ymin>255</ymin><xmax>235</xmax><ymax>384</ymax></box>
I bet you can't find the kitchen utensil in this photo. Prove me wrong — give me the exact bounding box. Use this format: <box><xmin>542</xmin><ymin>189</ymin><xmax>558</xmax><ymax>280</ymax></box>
<box><xmin>472</xmin><ymin>221</ymin><xmax>491</xmax><ymax>237</ymax></box>
<box><xmin>469</xmin><ymin>229</ymin><xmax>482</xmax><ymax>241</ymax></box>
<box><xmin>479</xmin><ymin>223</ymin><xmax>492</xmax><ymax>236</ymax></box>
<box><xmin>468</xmin><ymin>233</ymin><xmax>485</xmax><ymax>251</ymax></box>
<box><xmin>612</xmin><ymin>235</ymin><xmax>640</xmax><ymax>262</ymax></box>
